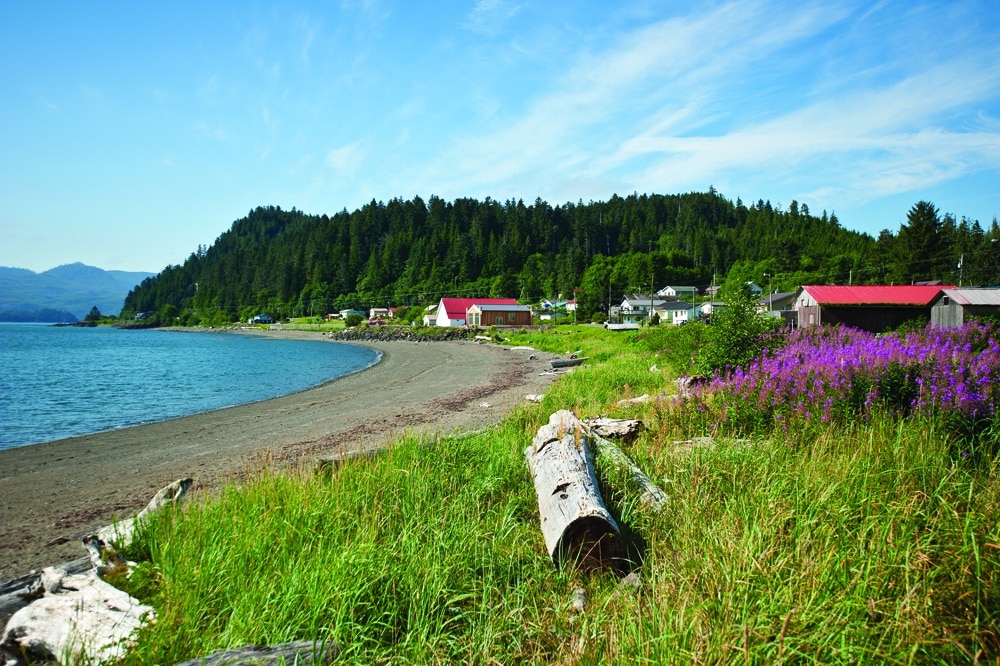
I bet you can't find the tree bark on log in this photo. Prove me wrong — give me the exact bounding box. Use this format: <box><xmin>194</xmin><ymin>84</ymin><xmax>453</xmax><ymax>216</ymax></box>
<box><xmin>586</xmin><ymin>427</ymin><xmax>668</xmax><ymax>511</ymax></box>
<box><xmin>524</xmin><ymin>410</ymin><xmax>622</xmax><ymax>569</ymax></box>
<box><xmin>174</xmin><ymin>640</ymin><xmax>339</xmax><ymax>666</ymax></box>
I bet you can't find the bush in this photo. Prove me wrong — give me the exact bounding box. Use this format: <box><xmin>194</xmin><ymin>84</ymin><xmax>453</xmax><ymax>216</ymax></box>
<box><xmin>344</xmin><ymin>313</ymin><xmax>364</xmax><ymax>327</ymax></box>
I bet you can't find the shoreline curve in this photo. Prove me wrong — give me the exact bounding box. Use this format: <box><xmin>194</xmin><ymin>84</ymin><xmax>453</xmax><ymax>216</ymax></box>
<box><xmin>0</xmin><ymin>331</ymin><xmax>556</xmax><ymax>580</ymax></box>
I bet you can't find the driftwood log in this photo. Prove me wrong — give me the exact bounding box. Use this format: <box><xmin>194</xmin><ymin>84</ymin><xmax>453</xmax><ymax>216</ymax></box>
<box><xmin>584</xmin><ymin>424</ymin><xmax>667</xmax><ymax>511</ymax></box>
<box><xmin>1</xmin><ymin>478</ymin><xmax>192</xmax><ymax>666</ymax></box>
<box><xmin>524</xmin><ymin>411</ymin><xmax>622</xmax><ymax>569</ymax></box>
<box><xmin>174</xmin><ymin>640</ymin><xmax>339</xmax><ymax>666</ymax></box>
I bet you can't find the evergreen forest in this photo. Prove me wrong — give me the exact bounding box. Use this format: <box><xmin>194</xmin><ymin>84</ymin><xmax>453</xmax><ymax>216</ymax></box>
<box><xmin>122</xmin><ymin>191</ymin><xmax>1000</xmax><ymax>325</ymax></box>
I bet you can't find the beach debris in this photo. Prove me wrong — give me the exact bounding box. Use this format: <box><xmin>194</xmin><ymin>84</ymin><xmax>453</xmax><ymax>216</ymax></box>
<box><xmin>93</xmin><ymin>477</ymin><xmax>193</xmax><ymax>550</ymax></box>
<box><xmin>479</xmin><ymin>402</ymin><xmax>492</xmax><ymax>408</ymax></box>
<box><xmin>507</xmin><ymin>346</ymin><xmax>536</xmax><ymax>351</ymax></box>
<box><xmin>571</xmin><ymin>588</ymin><xmax>587</xmax><ymax>614</ymax></box>
<box><xmin>524</xmin><ymin>410</ymin><xmax>622</xmax><ymax>569</ymax></box>
<box><xmin>175</xmin><ymin>640</ymin><xmax>339</xmax><ymax>666</ymax></box>
<box><xmin>583</xmin><ymin>417</ymin><xmax>644</xmax><ymax>442</ymax></box>
<box><xmin>1</xmin><ymin>567</ymin><xmax>153</xmax><ymax>665</ymax></box>
<box><xmin>586</xmin><ymin>425</ymin><xmax>667</xmax><ymax>511</ymax></box>
<box><xmin>1</xmin><ymin>479</ymin><xmax>192</xmax><ymax>665</ymax></box>
<box><xmin>649</xmin><ymin>364</ymin><xmax>658</xmax><ymax>372</ymax></box>
<box><xmin>525</xmin><ymin>394</ymin><xmax>546</xmax><ymax>403</ymax></box>
<box><xmin>616</xmin><ymin>394</ymin><xmax>650</xmax><ymax>406</ymax></box>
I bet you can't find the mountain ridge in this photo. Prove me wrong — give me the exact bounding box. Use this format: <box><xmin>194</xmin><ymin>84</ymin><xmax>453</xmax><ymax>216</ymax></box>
<box><xmin>0</xmin><ymin>262</ymin><xmax>155</xmax><ymax>320</ymax></box>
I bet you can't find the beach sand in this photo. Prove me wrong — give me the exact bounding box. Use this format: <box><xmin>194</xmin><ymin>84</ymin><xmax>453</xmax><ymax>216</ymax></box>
<box><xmin>0</xmin><ymin>331</ymin><xmax>557</xmax><ymax>580</ymax></box>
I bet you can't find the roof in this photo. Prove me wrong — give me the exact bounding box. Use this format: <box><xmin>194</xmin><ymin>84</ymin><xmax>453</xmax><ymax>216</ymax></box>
<box><xmin>439</xmin><ymin>297</ymin><xmax>517</xmax><ymax>320</ymax></box>
<box><xmin>802</xmin><ymin>285</ymin><xmax>951</xmax><ymax>306</ymax></box>
<box><xmin>939</xmin><ymin>288</ymin><xmax>1000</xmax><ymax>306</ymax></box>
<box><xmin>654</xmin><ymin>301</ymin><xmax>693</xmax><ymax>311</ymax></box>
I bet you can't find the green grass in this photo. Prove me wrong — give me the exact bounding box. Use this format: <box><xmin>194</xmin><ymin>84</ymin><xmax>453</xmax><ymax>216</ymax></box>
<box><xmin>118</xmin><ymin>327</ymin><xmax>999</xmax><ymax>664</ymax></box>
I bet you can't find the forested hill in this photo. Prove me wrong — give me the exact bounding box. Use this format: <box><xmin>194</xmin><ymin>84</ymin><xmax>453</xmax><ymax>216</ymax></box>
<box><xmin>122</xmin><ymin>191</ymin><xmax>996</xmax><ymax>325</ymax></box>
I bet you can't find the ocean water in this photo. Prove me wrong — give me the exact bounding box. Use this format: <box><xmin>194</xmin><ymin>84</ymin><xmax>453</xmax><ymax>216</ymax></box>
<box><xmin>0</xmin><ymin>324</ymin><xmax>380</xmax><ymax>450</ymax></box>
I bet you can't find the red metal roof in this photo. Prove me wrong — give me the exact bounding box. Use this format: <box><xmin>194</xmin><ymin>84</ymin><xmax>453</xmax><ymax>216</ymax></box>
<box><xmin>440</xmin><ymin>297</ymin><xmax>518</xmax><ymax>319</ymax></box>
<box><xmin>803</xmin><ymin>285</ymin><xmax>952</xmax><ymax>306</ymax></box>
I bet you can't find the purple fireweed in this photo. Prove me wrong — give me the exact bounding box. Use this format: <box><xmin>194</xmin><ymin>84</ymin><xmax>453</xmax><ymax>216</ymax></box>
<box><xmin>667</xmin><ymin>322</ymin><xmax>1000</xmax><ymax>436</ymax></box>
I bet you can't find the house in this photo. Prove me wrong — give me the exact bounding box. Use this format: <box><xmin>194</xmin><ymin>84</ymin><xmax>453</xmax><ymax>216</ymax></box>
<box><xmin>654</xmin><ymin>300</ymin><xmax>694</xmax><ymax>325</ymax></box>
<box><xmin>758</xmin><ymin>291</ymin><xmax>797</xmax><ymax>312</ymax></box>
<box><xmin>368</xmin><ymin>307</ymin><xmax>392</xmax><ymax>320</ymax></box>
<box><xmin>699</xmin><ymin>301</ymin><xmax>726</xmax><ymax>319</ymax></box>
<box><xmin>249</xmin><ymin>313</ymin><xmax>274</xmax><ymax>324</ymax></box>
<box><xmin>793</xmin><ymin>285</ymin><xmax>951</xmax><ymax>332</ymax></box>
<box><xmin>930</xmin><ymin>288</ymin><xmax>1000</xmax><ymax>328</ymax></box>
<box><xmin>619</xmin><ymin>294</ymin><xmax>667</xmax><ymax>325</ymax></box>
<box><xmin>422</xmin><ymin>304</ymin><xmax>438</xmax><ymax>326</ymax></box>
<box><xmin>434</xmin><ymin>297</ymin><xmax>519</xmax><ymax>327</ymax></box>
<box><xmin>565</xmin><ymin>299</ymin><xmax>577</xmax><ymax>313</ymax></box>
<box><xmin>339</xmin><ymin>308</ymin><xmax>366</xmax><ymax>320</ymax></box>
<box><xmin>656</xmin><ymin>286</ymin><xmax>697</xmax><ymax>301</ymax></box>
<box><xmin>467</xmin><ymin>303</ymin><xmax>533</xmax><ymax>327</ymax></box>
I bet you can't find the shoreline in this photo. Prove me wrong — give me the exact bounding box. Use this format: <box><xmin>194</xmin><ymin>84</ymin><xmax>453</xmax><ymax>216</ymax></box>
<box><xmin>0</xmin><ymin>331</ymin><xmax>556</xmax><ymax>580</ymax></box>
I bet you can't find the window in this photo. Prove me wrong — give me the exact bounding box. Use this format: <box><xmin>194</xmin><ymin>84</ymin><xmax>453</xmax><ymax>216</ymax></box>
<box><xmin>508</xmin><ymin>312</ymin><xmax>516</xmax><ymax>322</ymax></box>
<box><xmin>496</xmin><ymin>316</ymin><xmax>503</xmax><ymax>325</ymax></box>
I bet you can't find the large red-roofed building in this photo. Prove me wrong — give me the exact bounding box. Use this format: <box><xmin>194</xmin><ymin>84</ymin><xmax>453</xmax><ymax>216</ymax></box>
<box><xmin>432</xmin><ymin>297</ymin><xmax>521</xmax><ymax>327</ymax></box>
<box><xmin>794</xmin><ymin>285</ymin><xmax>953</xmax><ymax>332</ymax></box>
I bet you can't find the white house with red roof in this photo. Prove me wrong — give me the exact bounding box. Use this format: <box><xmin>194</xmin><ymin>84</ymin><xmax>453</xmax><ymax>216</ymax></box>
<box><xmin>433</xmin><ymin>297</ymin><xmax>520</xmax><ymax>327</ymax></box>
<box><xmin>794</xmin><ymin>285</ymin><xmax>952</xmax><ymax>332</ymax></box>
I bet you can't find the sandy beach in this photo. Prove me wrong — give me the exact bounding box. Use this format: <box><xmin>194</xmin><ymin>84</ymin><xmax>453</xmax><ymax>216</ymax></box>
<box><xmin>0</xmin><ymin>331</ymin><xmax>557</xmax><ymax>580</ymax></box>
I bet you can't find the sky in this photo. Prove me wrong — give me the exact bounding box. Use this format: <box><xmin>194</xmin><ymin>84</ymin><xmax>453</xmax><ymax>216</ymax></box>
<box><xmin>1</xmin><ymin>0</ymin><xmax>998</xmax><ymax>273</ymax></box>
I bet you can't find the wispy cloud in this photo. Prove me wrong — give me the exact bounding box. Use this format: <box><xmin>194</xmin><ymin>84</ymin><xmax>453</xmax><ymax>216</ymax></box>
<box><xmin>464</xmin><ymin>0</ymin><xmax>524</xmax><ymax>35</ymax></box>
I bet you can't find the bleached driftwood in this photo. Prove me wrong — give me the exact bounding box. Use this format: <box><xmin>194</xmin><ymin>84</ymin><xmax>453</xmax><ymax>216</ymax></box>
<box><xmin>94</xmin><ymin>477</ymin><xmax>193</xmax><ymax>550</ymax></box>
<box><xmin>1</xmin><ymin>567</ymin><xmax>153</xmax><ymax>665</ymax></box>
<box><xmin>175</xmin><ymin>640</ymin><xmax>339</xmax><ymax>666</ymax></box>
<box><xmin>583</xmin><ymin>417</ymin><xmax>644</xmax><ymax>442</ymax></box>
<box><xmin>524</xmin><ymin>411</ymin><xmax>621</xmax><ymax>569</ymax></box>
<box><xmin>525</xmin><ymin>394</ymin><xmax>546</xmax><ymax>403</ymax></box>
<box><xmin>616</xmin><ymin>394</ymin><xmax>650</xmax><ymax>406</ymax></box>
<box><xmin>0</xmin><ymin>558</ymin><xmax>92</xmax><ymax>624</ymax></box>
<box><xmin>2</xmin><ymin>478</ymin><xmax>193</xmax><ymax>665</ymax></box>
<box><xmin>585</xmin><ymin>427</ymin><xmax>667</xmax><ymax>511</ymax></box>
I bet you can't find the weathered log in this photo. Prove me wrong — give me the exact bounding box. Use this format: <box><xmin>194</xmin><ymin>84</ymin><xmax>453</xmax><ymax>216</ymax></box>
<box><xmin>583</xmin><ymin>417</ymin><xmax>644</xmax><ymax>442</ymax></box>
<box><xmin>585</xmin><ymin>427</ymin><xmax>668</xmax><ymax>511</ymax></box>
<box><xmin>94</xmin><ymin>477</ymin><xmax>193</xmax><ymax>550</ymax></box>
<box><xmin>174</xmin><ymin>640</ymin><xmax>339</xmax><ymax>666</ymax></box>
<box><xmin>0</xmin><ymin>558</ymin><xmax>92</xmax><ymax>625</ymax></box>
<box><xmin>1</xmin><ymin>567</ymin><xmax>153</xmax><ymax>665</ymax></box>
<box><xmin>616</xmin><ymin>394</ymin><xmax>650</xmax><ymax>406</ymax></box>
<box><xmin>524</xmin><ymin>411</ymin><xmax>622</xmax><ymax>569</ymax></box>
<box><xmin>2</xmin><ymin>479</ymin><xmax>192</xmax><ymax>665</ymax></box>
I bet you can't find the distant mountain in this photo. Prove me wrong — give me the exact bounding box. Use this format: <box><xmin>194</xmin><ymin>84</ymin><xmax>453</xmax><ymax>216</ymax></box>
<box><xmin>0</xmin><ymin>262</ymin><xmax>154</xmax><ymax>320</ymax></box>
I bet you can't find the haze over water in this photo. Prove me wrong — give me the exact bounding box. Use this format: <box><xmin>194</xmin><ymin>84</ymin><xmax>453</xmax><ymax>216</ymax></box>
<box><xmin>0</xmin><ymin>324</ymin><xmax>379</xmax><ymax>450</ymax></box>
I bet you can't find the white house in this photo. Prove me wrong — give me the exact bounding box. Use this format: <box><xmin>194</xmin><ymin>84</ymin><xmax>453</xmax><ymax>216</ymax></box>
<box><xmin>656</xmin><ymin>286</ymin><xmax>697</xmax><ymax>300</ymax></box>
<box><xmin>619</xmin><ymin>294</ymin><xmax>667</xmax><ymax>325</ymax></box>
<box><xmin>655</xmin><ymin>301</ymin><xmax>694</xmax><ymax>325</ymax></box>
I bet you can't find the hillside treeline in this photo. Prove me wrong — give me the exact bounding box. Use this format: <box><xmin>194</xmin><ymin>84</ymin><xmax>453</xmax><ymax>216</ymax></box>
<box><xmin>122</xmin><ymin>191</ymin><xmax>999</xmax><ymax>325</ymax></box>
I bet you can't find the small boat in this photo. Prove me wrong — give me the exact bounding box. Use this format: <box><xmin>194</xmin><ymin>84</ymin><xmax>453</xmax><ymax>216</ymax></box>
<box><xmin>550</xmin><ymin>357</ymin><xmax>587</xmax><ymax>369</ymax></box>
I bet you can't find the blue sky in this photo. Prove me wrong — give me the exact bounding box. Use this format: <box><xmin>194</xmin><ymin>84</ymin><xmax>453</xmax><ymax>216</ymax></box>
<box><xmin>1</xmin><ymin>0</ymin><xmax>998</xmax><ymax>273</ymax></box>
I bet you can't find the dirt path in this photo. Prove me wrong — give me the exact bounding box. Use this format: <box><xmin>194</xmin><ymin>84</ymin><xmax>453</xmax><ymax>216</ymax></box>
<box><xmin>0</xmin><ymin>335</ymin><xmax>556</xmax><ymax>580</ymax></box>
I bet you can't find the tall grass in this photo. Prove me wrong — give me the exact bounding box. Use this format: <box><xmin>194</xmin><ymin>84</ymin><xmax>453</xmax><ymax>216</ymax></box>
<box><xmin>119</xmin><ymin>325</ymin><xmax>999</xmax><ymax>664</ymax></box>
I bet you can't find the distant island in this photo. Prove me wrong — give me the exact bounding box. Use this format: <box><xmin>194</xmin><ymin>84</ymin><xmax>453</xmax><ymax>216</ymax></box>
<box><xmin>0</xmin><ymin>263</ymin><xmax>154</xmax><ymax>321</ymax></box>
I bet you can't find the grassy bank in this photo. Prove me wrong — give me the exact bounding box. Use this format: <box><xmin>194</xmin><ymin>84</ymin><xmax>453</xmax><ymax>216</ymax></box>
<box><xmin>119</xmin><ymin>325</ymin><xmax>998</xmax><ymax>664</ymax></box>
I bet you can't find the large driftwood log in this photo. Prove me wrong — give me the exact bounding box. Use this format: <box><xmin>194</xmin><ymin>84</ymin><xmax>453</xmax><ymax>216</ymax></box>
<box><xmin>2</xmin><ymin>478</ymin><xmax>193</xmax><ymax>665</ymax></box>
<box><xmin>583</xmin><ymin>417</ymin><xmax>644</xmax><ymax>442</ymax></box>
<box><xmin>1</xmin><ymin>567</ymin><xmax>154</xmax><ymax>665</ymax></box>
<box><xmin>174</xmin><ymin>640</ymin><xmax>339</xmax><ymax>666</ymax></box>
<box><xmin>525</xmin><ymin>411</ymin><xmax>622</xmax><ymax>569</ymax></box>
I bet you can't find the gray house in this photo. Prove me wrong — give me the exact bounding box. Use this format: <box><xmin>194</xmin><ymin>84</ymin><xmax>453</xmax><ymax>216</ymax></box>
<box><xmin>930</xmin><ymin>288</ymin><xmax>1000</xmax><ymax>328</ymax></box>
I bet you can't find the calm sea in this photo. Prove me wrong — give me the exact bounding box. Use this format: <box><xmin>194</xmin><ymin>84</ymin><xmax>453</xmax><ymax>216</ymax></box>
<box><xmin>0</xmin><ymin>324</ymin><xmax>380</xmax><ymax>450</ymax></box>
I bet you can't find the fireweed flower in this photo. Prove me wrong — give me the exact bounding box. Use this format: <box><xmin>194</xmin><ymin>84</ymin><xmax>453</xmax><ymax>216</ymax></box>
<box><xmin>671</xmin><ymin>322</ymin><xmax>1000</xmax><ymax>436</ymax></box>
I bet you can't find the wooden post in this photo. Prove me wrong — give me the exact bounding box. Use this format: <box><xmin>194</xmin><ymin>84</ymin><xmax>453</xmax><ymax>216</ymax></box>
<box><xmin>524</xmin><ymin>410</ymin><xmax>622</xmax><ymax>569</ymax></box>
